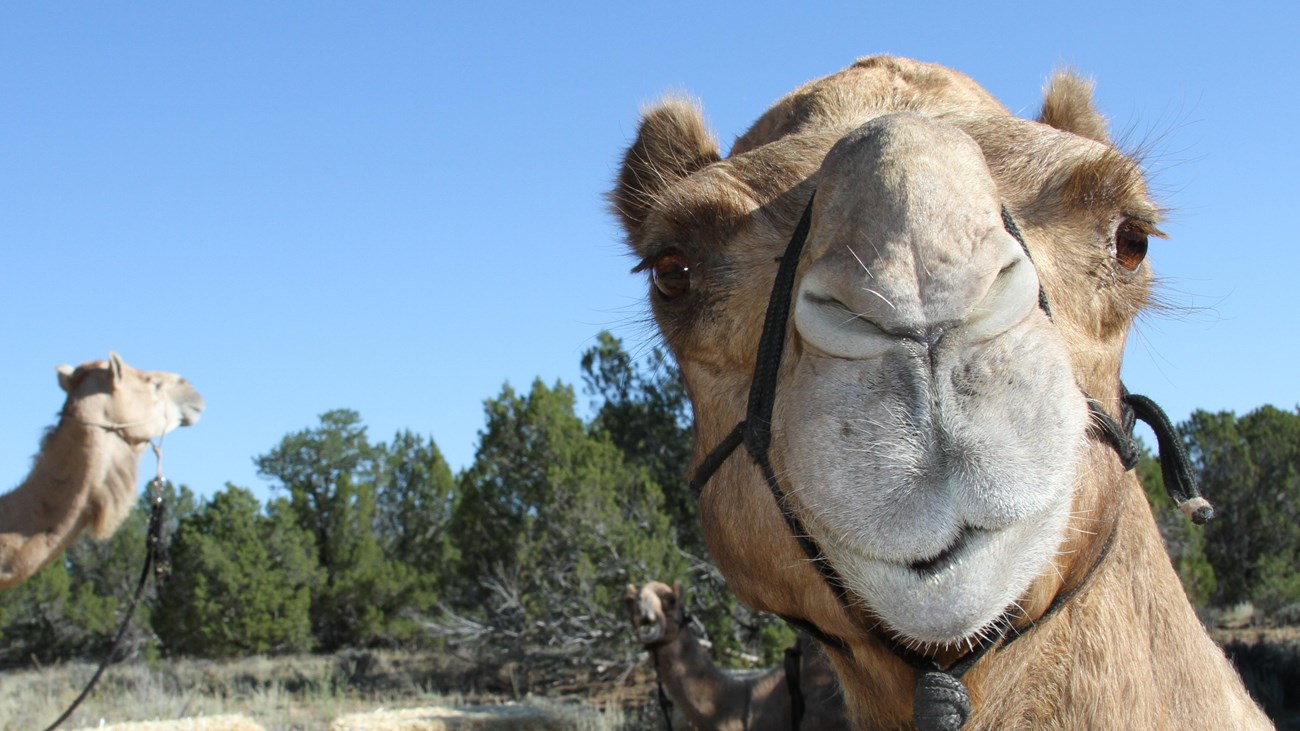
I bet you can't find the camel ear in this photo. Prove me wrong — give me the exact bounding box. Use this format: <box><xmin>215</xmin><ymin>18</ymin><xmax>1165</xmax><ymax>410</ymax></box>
<box><xmin>612</xmin><ymin>97</ymin><xmax>721</xmax><ymax>235</ymax></box>
<box><xmin>1037</xmin><ymin>71</ymin><xmax>1110</xmax><ymax>144</ymax></box>
<box><xmin>56</xmin><ymin>364</ymin><xmax>76</xmax><ymax>393</ymax></box>
<box><xmin>108</xmin><ymin>352</ymin><xmax>125</xmax><ymax>385</ymax></box>
<box><xmin>673</xmin><ymin>580</ymin><xmax>685</xmax><ymax>603</ymax></box>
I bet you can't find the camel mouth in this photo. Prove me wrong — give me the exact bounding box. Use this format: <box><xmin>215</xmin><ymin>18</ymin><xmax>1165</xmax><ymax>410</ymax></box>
<box><xmin>908</xmin><ymin>527</ymin><xmax>979</xmax><ymax>577</ymax></box>
<box><xmin>824</xmin><ymin>514</ymin><xmax>1067</xmax><ymax>645</ymax></box>
<box><xmin>636</xmin><ymin>616</ymin><xmax>664</xmax><ymax>644</ymax></box>
<box><xmin>178</xmin><ymin>397</ymin><xmax>205</xmax><ymax>427</ymax></box>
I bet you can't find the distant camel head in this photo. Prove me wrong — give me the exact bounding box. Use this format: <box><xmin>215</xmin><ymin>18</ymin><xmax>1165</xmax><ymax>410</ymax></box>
<box><xmin>625</xmin><ymin>580</ymin><xmax>685</xmax><ymax>646</ymax></box>
<box><xmin>1</xmin><ymin>352</ymin><xmax>205</xmax><ymax>590</ymax></box>
<box><xmin>56</xmin><ymin>352</ymin><xmax>204</xmax><ymax>450</ymax></box>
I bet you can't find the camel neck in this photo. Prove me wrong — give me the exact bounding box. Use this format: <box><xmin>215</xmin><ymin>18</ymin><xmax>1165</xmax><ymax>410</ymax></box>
<box><xmin>649</xmin><ymin>624</ymin><xmax>787</xmax><ymax>731</ymax></box>
<box><xmin>0</xmin><ymin>417</ymin><xmax>140</xmax><ymax>589</ymax></box>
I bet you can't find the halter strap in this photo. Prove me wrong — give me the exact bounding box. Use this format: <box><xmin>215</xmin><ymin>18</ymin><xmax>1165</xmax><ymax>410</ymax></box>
<box><xmin>687</xmin><ymin>192</ymin><xmax>1213</xmax><ymax>730</ymax></box>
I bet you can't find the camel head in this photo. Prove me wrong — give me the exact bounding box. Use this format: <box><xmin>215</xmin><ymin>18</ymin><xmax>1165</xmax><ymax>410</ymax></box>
<box><xmin>625</xmin><ymin>581</ymin><xmax>686</xmax><ymax>646</ymax></box>
<box><xmin>613</xmin><ymin>58</ymin><xmax>1157</xmax><ymax>653</ymax></box>
<box><xmin>56</xmin><ymin>352</ymin><xmax>205</xmax><ymax>449</ymax></box>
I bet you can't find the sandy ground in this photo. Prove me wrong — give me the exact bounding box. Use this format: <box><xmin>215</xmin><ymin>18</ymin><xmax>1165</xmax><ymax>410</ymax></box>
<box><xmin>329</xmin><ymin>705</ymin><xmax>563</xmax><ymax>731</ymax></box>
<box><xmin>62</xmin><ymin>706</ymin><xmax>567</xmax><ymax>731</ymax></box>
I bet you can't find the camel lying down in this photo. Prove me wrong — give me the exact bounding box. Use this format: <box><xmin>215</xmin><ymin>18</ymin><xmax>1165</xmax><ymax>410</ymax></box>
<box><xmin>0</xmin><ymin>353</ymin><xmax>204</xmax><ymax>590</ymax></box>
<box><xmin>626</xmin><ymin>581</ymin><xmax>848</xmax><ymax>730</ymax></box>
<box><xmin>612</xmin><ymin>56</ymin><xmax>1270</xmax><ymax>729</ymax></box>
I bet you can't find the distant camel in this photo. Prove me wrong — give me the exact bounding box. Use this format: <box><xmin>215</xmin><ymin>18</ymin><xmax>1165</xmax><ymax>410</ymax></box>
<box><xmin>0</xmin><ymin>353</ymin><xmax>203</xmax><ymax>589</ymax></box>
<box><xmin>626</xmin><ymin>581</ymin><xmax>847</xmax><ymax>730</ymax></box>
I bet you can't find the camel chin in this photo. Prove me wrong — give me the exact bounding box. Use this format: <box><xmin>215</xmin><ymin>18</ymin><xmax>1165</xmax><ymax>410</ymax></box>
<box><xmin>828</xmin><ymin>510</ymin><xmax>1072</xmax><ymax>646</ymax></box>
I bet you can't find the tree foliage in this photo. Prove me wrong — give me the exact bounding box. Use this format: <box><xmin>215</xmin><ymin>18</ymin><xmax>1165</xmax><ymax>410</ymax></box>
<box><xmin>254</xmin><ymin>410</ymin><xmax>439</xmax><ymax>650</ymax></box>
<box><xmin>376</xmin><ymin>430</ymin><xmax>457</xmax><ymax>588</ymax></box>
<box><xmin>154</xmin><ymin>486</ymin><xmax>319</xmax><ymax>657</ymax></box>
<box><xmin>453</xmin><ymin>378</ymin><xmax>685</xmax><ymax>649</ymax></box>
<box><xmin>582</xmin><ymin>332</ymin><xmax>695</xmax><ymax>548</ymax></box>
<box><xmin>580</xmin><ymin>332</ymin><xmax>795</xmax><ymax>664</ymax></box>
<box><xmin>1187</xmin><ymin>405</ymin><xmax>1300</xmax><ymax>611</ymax></box>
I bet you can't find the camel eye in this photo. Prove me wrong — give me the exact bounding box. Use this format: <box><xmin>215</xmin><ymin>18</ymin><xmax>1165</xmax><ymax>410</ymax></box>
<box><xmin>1114</xmin><ymin>223</ymin><xmax>1148</xmax><ymax>271</ymax></box>
<box><xmin>651</xmin><ymin>252</ymin><xmax>692</xmax><ymax>300</ymax></box>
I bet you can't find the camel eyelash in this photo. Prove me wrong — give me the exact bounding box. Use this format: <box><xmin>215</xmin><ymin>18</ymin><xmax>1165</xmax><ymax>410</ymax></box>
<box><xmin>631</xmin><ymin>247</ymin><xmax>686</xmax><ymax>274</ymax></box>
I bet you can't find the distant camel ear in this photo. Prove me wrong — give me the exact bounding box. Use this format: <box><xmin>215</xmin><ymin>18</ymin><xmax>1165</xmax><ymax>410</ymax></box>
<box><xmin>612</xmin><ymin>97</ymin><xmax>721</xmax><ymax>234</ymax></box>
<box><xmin>1038</xmin><ymin>71</ymin><xmax>1110</xmax><ymax>144</ymax></box>
<box><xmin>108</xmin><ymin>352</ymin><xmax>125</xmax><ymax>385</ymax></box>
<box><xmin>56</xmin><ymin>364</ymin><xmax>76</xmax><ymax>393</ymax></box>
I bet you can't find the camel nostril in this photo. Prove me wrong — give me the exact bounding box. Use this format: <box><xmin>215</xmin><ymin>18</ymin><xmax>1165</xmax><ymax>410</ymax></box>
<box><xmin>795</xmin><ymin>289</ymin><xmax>897</xmax><ymax>360</ymax></box>
<box><xmin>961</xmin><ymin>249</ymin><xmax>1040</xmax><ymax>344</ymax></box>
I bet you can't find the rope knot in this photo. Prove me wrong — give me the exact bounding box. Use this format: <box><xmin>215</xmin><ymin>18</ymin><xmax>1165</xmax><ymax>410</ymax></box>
<box><xmin>913</xmin><ymin>670</ymin><xmax>973</xmax><ymax>731</ymax></box>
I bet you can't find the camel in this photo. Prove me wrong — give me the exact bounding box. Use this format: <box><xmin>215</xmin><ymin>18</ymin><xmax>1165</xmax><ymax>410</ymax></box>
<box><xmin>611</xmin><ymin>56</ymin><xmax>1270</xmax><ymax>729</ymax></box>
<box><xmin>0</xmin><ymin>353</ymin><xmax>204</xmax><ymax>589</ymax></box>
<box><xmin>626</xmin><ymin>581</ymin><xmax>847</xmax><ymax>730</ymax></box>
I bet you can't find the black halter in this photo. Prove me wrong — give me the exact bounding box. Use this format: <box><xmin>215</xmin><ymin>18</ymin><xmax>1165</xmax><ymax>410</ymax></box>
<box><xmin>689</xmin><ymin>193</ymin><xmax>1213</xmax><ymax>731</ymax></box>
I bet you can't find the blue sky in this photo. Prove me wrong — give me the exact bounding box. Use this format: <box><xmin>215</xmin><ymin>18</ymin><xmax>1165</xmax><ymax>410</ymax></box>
<box><xmin>2</xmin><ymin>3</ymin><xmax>1296</xmax><ymax>503</ymax></box>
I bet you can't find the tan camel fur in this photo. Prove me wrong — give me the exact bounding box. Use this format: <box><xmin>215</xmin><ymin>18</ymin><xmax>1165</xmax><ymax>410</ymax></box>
<box><xmin>612</xmin><ymin>56</ymin><xmax>1270</xmax><ymax>729</ymax></box>
<box><xmin>0</xmin><ymin>353</ymin><xmax>204</xmax><ymax>589</ymax></box>
<box><xmin>626</xmin><ymin>581</ymin><xmax>847</xmax><ymax>730</ymax></box>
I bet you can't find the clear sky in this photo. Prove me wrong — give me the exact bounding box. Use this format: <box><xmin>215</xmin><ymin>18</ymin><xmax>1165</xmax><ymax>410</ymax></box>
<box><xmin>3</xmin><ymin>2</ymin><xmax>1296</xmax><ymax>503</ymax></box>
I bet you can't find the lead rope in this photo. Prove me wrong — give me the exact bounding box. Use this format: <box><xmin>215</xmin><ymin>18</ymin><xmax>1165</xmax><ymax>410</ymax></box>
<box><xmin>783</xmin><ymin>642</ymin><xmax>805</xmax><ymax>731</ymax></box>
<box><xmin>688</xmin><ymin>194</ymin><xmax>1215</xmax><ymax>731</ymax></box>
<box><xmin>42</xmin><ymin>441</ymin><xmax>170</xmax><ymax>731</ymax></box>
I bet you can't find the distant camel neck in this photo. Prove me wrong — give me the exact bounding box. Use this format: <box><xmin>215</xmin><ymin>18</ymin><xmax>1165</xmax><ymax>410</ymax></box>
<box><xmin>0</xmin><ymin>418</ymin><xmax>140</xmax><ymax>589</ymax></box>
<box><xmin>649</xmin><ymin>623</ymin><xmax>789</xmax><ymax>731</ymax></box>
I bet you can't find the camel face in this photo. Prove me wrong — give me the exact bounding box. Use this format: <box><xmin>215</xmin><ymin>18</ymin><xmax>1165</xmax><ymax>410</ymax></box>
<box><xmin>615</xmin><ymin>59</ymin><xmax>1157</xmax><ymax>650</ymax></box>
<box><xmin>56</xmin><ymin>352</ymin><xmax>205</xmax><ymax>447</ymax></box>
<box><xmin>625</xmin><ymin>581</ymin><xmax>682</xmax><ymax>646</ymax></box>
<box><xmin>779</xmin><ymin>113</ymin><xmax>1092</xmax><ymax>645</ymax></box>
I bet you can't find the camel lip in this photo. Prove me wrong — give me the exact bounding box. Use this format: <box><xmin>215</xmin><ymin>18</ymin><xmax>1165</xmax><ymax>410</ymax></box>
<box><xmin>636</xmin><ymin>622</ymin><xmax>663</xmax><ymax>644</ymax></box>
<box><xmin>907</xmin><ymin>527</ymin><xmax>980</xmax><ymax>577</ymax></box>
<box><xmin>179</xmin><ymin>403</ymin><xmax>204</xmax><ymax>426</ymax></box>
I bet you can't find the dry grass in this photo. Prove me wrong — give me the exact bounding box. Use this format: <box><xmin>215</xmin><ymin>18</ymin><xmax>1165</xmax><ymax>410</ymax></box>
<box><xmin>2</xmin><ymin>634</ymin><xmax>1296</xmax><ymax>729</ymax></box>
<box><xmin>0</xmin><ymin>650</ymin><xmax>658</xmax><ymax>731</ymax></box>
